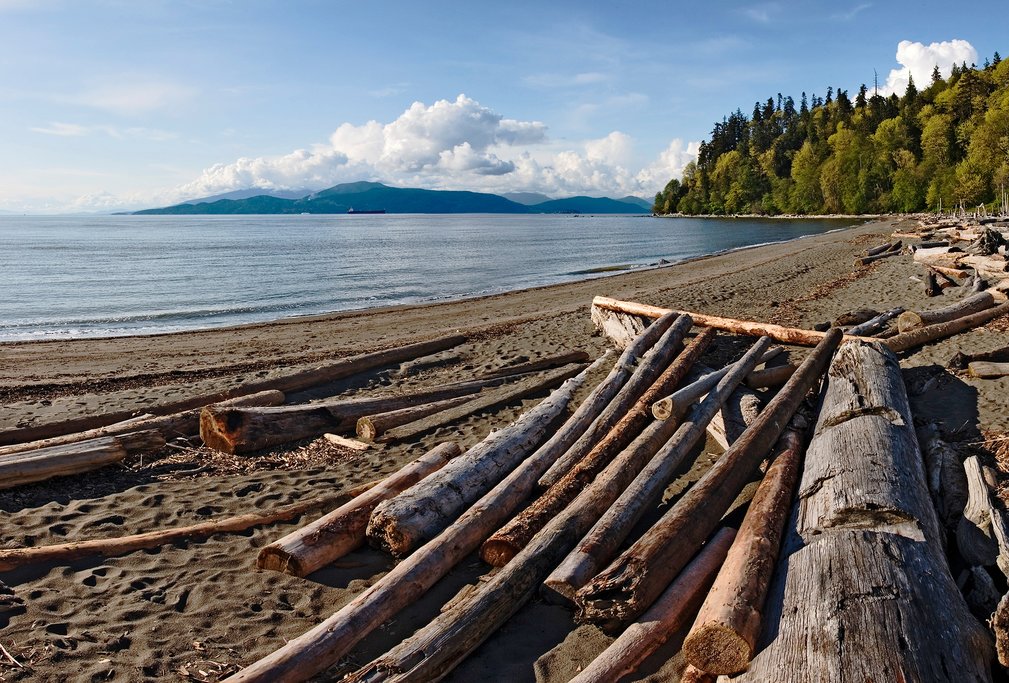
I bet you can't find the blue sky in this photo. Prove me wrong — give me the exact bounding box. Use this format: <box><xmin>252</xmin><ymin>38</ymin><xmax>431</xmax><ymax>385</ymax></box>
<box><xmin>0</xmin><ymin>0</ymin><xmax>1002</xmax><ymax>213</ymax></box>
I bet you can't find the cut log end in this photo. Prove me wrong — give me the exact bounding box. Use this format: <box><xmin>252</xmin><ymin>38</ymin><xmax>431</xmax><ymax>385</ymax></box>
<box><xmin>682</xmin><ymin>622</ymin><xmax>753</xmax><ymax>675</ymax></box>
<box><xmin>356</xmin><ymin>418</ymin><xmax>378</xmax><ymax>442</ymax></box>
<box><xmin>479</xmin><ymin>539</ymin><xmax>519</xmax><ymax>568</ymax></box>
<box><xmin>365</xmin><ymin>511</ymin><xmax>416</xmax><ymax>558</ymax></box>
<box><xmin>199</xmin><ymin>408</ymin><xmax>242</xmax><ymax>454</ymax></box>
<box><xmin>651</xmin><ymin>398</ymin><xmax>674</xmax><ymax>421</ymax></box>
<box><xmin>255</xmin><ymin>547</ymin><xmax>304</xmax><ymax>576</ymax></box>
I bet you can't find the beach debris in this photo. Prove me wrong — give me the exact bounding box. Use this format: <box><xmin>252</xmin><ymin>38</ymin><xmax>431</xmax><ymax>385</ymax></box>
<box><xmin>0</xmin><ymin>430</ymin><xmax>165</xmax><ymax>491</ymax></box>
<box><xmin>354</xmin><ymin>395</ymin><xmax>472</xmax><ymax>442</ymax></box>
<box><xmin>865</xmin><ymin>241</ymin><xmax>897</xmax><ymax>256</ymax></box>
<box><xmin>728</xmin><ymin>340</ymin><xmax>993</xmax><ymax>682</ymax></box>
<box><xmin>925</xmin><ymin>270</ymin><xmax>943</xmax><ymax>297</ymax></box>
<box><xmin>321</xmin><ymin>433</ymin><xmax>371</xmax><ymax>451</ymax></box>
<box><xmin>682</xmin><ymin>424</ymin><xmax>806</xmax><ymax>675</ymax></box>
<box><xmin>994</xmin><ymin>592</ymin><xmax>1009</xmax><ymax>667</ymax></box>
<box><xmin>846</xmin><ymin>306</ymin><xmax>905</xmax><ymax>336</ymax></box>
<box><xmin>917</xmin><ymin>423</ymin><xmax>968</xmax><ymax>535</ymax></box>
<box><xmin>885</xmin><ymin>301</ymin><xmax>1009</xmax><ymax>353</ymax></box>
<box><xmin>705</xmin><ymin>384</ymin><xmax>763</xmax><ymax>452</ymax></box>
<box><xmin>744</xmin><ymin>363</ymin><xmax>796</xmax><ymax>389</ymax></box>
<box><xmin>257</xmin><ymin>442</ymin><xmax>460</xmax><ymax>577</ymax></box>
<box><xmin>898</xmin><ymin>292</ymin><xmax>997</xmax><ymax>333</ymax></box>
<box><xmin>948</xmin><ymin>344</ymin><xmax>1009</xmax><ymax>372</ymax></box>
<box><xmin>833</xmin><ymin>308</ymin><xmax>880</xmax><ymax>326</ymax></box>
<box><xmin>480</xmin><ymin>322</ymin><xmax>709</xmax><ymax>568</ymax></box>
<box><xmin>575</xmin><ymin>330</ymin><xmax>840</xmax><ymax>629</ymax></box>
<box><xmin>974</xmin><ymin>228</ymin><xmax>1008</xmax><ymax>256</ymax></box>
<box><xmin>566</xmin><ymin>528</ymin><xmax>735</xmax><ymax>683</ymax></box>
<box><xmin>969</xmin><ymin>361</ymin><xmax>1009</xmax><ymax>378</ymax></box>
<box><xmin>853</xmin><ymin>239</ymin><xmax>902</xmax><ymax>266</ymax></box>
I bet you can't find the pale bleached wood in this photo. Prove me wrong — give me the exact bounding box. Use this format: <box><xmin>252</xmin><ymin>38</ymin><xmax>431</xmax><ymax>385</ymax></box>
<box><xmin>322</xmin><ymin>433</ymin><xmax>371</xmax><ymax>451</ymax></box>
<box><xmin>734</xmin><ymin>340</ymin><xmax>993</xmax><ymax>682</ymax></box>
<box><xmin>355</xmin><ymin>396</ymin><xmax>473</xmax><ymax>442</ymax></box>
<box><xmin>968</xmin><ymin>361</ymin><xmax>1009</xmax><ymax>378</ymax></box>
<box><xmin>705</xmin><ymin>385</ymin><xmax>762</xmax><ymax>452</ymax></box>
<box><xmin>994</xmin><ymin>592</ymin><xmax>1009</xmax><ymax>667</ymax></box>
<box><xmin>744</xmin><ymin>363</ymin><xmax>796</xmax><ymax>389</ymax></box>
<box><xmin>257</xmin><ymin>442</ymin><xmax>460</xmax><ymax>576</ymax></box>
<box><xmin>846</xmin><ymin>307</ymin><xmax>905</xmax><ymax>336</ymax></box>
<box><xmin>885</xmin><ymin>301</ymin><xmax>1009</xmax><ymax>353</ymax></box>
<box><xmin>897</xmin><ymin>292</ymin><xmax>996</xmax><ymax>332</ymax></box>
<box><xmin>591</xmin><ymin>305</ymin><xmax>647</xmax><ymax>349</ymax></box>
<box><xmin>568</xmin><ymin>528</ymin><xmax>736</xmax><ymax>683</ymax></box>
<box><xmin>916</xmin><ymin>423</ymin><xmax>968</xmax><ymax>534</ymax></box>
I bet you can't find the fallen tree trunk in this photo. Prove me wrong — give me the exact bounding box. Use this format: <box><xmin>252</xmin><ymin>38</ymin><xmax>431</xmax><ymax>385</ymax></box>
<box><xmin>476</xmin><ymin>350</ymin><xmax>590</xmax><ymax>379</ymax></box>
<box><xmin>0</xmin><ymin>390</ymin><xmax>285</xmax><ymax>458</ymax></box>
<box><xmin>590</xmin><ymin>306</ymin><xmax>648</xmax><ymax>349</ymax></box>
<box><xmin>846</xmin><ymin>307</ymin><xmax>905</xmax><ymax>336</ymax></box>
<box><xmin>365</xmin><ymin>366</ymin><xmax>588</xmax><ymax>557</ymax></box>
<box><xmin>865</xmin><ymin>241</ymin><xmax>895</xmax><ymax>256</ymax></box>
<box><xmin>706</xmin><ymin>385</ymin><xmax>762</xmax><ymax>452</ymax></box>
<box><xmin>885</xmin><ymin>301</ymin><xmax>1009</xmax><ymax>353</ymax></box>
<box><xmin>199</xmin><ymin>372</ymin><xmax>543</xmax><ymax>454</ymax></box>
<box><xmin>744</xmin><ymin>363</ymin><xmax>796</xmax><ymax>389</ymax></box>
<box><xmin>480</xmin><ymin>325</ymin><xmax>711</xmax><ymax>567</ymax></box>
<box><xmin>0</xmin><ymin>430</ymin><xmax>165</xmax><ymax>490</ymax></box>
<box><xmin>534</xmin><ymin>313</ymin><xmax>690</xmax><ymax>489</ymax></box>
<box><xmin>897</xmin><ymin>292</ymin><xmax>996</xmax><ymax>333</ymax></box>
<box><xmin>733</xmin><ymin>341</ymin><xmax>993</xmax><ymax>682</ymax></box>
<box><xmin>376</xmin><ymin>363</ymin><xmax>586</xmax><ymax>443</ymax></box>
<box><xmin>568</xmin><ymin>528</ymin><xmax>736</xmax><ymax>683</ymax></box>
<box><xmin>917</xmin><ymin>423</ymin><xmax>968</xmax><ymax>535</ymax></box>
<box><xmin>593</xmin><ymin>296</ymin><xmax>871</xmax><ymax>347</ymax></box>
<box><xmin>222</xmin><ymin>359</ymin><xmax>617</xmax><ymax>683</ymax></box>
<box><xmin>925</xmin><ymin>270</ymin><xmax>943</xmax><ymax>297</ymax></box>
<box><xmin>682</xmin><ymin>427</ymin><xmax>805</xmax><ymax>675</ymax></box>
<box><xmin>355</xmin><ymin>396</ymin><xmax>473</xmax><ymax>442</ymax></box>
<box><xmin>0</xmin><ymin>334</ymin><xmax>466</xmax><ymax>447</ymax></box>
<box><xmin>968</xmin><ymin>361</ymin><xmax>1009</xmax><ymax>378</ymax></box>
<box><xmin>957</xmin><ymin>454</ymin><xmax>1002</xmax><ymax>568</ymax></box>
<box><xmin>257</xmin><ymin>442</ymin><xmax>461</xmax><ymax>576</ymax></box>
<box><xmin>854</xmin><ymin>248</ymin><xmax>901</xmax><ymax>267</ymax></box>
<box><xmin>0</xmin><ymin>492</ymin><xmax>356</xmax><ymax>571</ymax></box>
<box><xmin>542</xmin><ymin>338</ymin><xmax>772</xmax><ymax>606</ymax></box>
<box><xmin>929</xmin><ymin>263</ymin><xmax>970</xmax><ymax>279</ymax></box>
<box><xmin>575</xmin><ymin>329</ymin><xmax>841</xmax><ymax>628</ymax></box>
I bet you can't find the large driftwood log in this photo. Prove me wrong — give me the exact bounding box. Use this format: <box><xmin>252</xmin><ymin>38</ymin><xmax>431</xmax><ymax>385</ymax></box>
<box><xmin>535</xmin><ymin>313</ymin><xmax>689</xmax><ymax>489</ymax></box>
<box><xmin>0</xmin><ymin>390</ymin><xmax>285</xmax><ymax>458</ymax></box>
<box><xmin>917</xmin><ymin>423</ymin><xmax>968</xmax><ymax>534</ymax></box>
<box><xmin>542</xmin><ymin>338</ymin><xmax>771</xmax><ymax>606</ymax></box>
<box><xmin>897</xmin><ymin>292</ymin><xmax>996</xmax><ymax>332</ymax></box>
<box><xmin>681</xmin><ymin>427</ymin><xmax>805</xmax><ymax>675</ymax></box>
<box><xmin>706</xmin><ymin>385</ymin><xmax>762</xmax><ymax>452</ymax></box>
<box><xmin>375</xmin><ymin>363</ymin><xmax>585</xmax><ymax>443</ymax></box>
<box><xmin>957</xmin><ymin>454</ymin><xmax>1002</xmax><ymax>567</ymax></box>
<box><xmin>865</xmin><ymin>241</ymin><xmax>895</xmax><ymax>256</ymax></box>
<box><xmin>744</xmin><ymin>363</ymin><xmax>796</xmax><ymax>389</ymax></box>
<box><xmin>480</xmin><ymin>325</ymin><xmax>711</xmax><ymax>567</ymax></box>
<box><xmin>223</xmin><ymin>359</ymin><xmax>616</xmax><ymax>683</ymax></box>
<box><xmin>846</xmin><ymin>307</ymin><xmax>905</xmax><ymax>336</ymax></box>
<box><xmin>257</xmin><ymin>442</ymin><xmax>460</xmax><ymax>576</ymax></box>
<box><xmin>593</xmin><ymin>296</ymin><xmax>872</xmax><ymax>346</ymax></box>
<box><xmin>0</xmin><ymin>430</ymin><xmax>165</xmax><ymax>489</ymax></box>
<box><xmin>567</xmin><ymin>528</ymin><xmax>736</xmax><ymax>683</ymax></box>
<box><xmin>355</xmin><ymin>396</ymin><xmax>472</xmax><ymax>442</ymax></box>
<box><xmin>590</xmin><ymin>306</ymin><xmax>648</xmax><ymax>349</ymax></box>
<box><xmin>575</xmin><ymin>329</ymin><xmax>841</xmax><ymax>628</ymax></box>
<box><xmin>885</xmin><ymin>301</ymin><xmax>1009</xmax><ymax>353</ymax></box>
<box><xmin>0</xmin><ymin>334</ymin><xmax>466</xmax><ymax>447</ymax></box>
<box><xmin>733</xmin><ymin>340</ymin><xmax>993</xmax><ymax>682</ymax></box>
<box><xmin>365</xmin><ymin>367</ymin><xmax>587</xmax><ymax>556</ymax></box>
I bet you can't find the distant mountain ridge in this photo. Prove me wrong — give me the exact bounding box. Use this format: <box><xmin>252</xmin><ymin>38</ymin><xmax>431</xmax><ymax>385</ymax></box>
<box><xmin>135</xmin><ymin>182</ymin><xmax>650</xmax><ymax>215</ymax></box>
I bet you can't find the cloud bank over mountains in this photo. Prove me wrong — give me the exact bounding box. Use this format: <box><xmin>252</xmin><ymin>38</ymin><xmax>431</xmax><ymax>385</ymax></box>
<box><xmin>171</xmin><ymin>95</ymin><xmax>696</xmax><ymax>207</ymax></box>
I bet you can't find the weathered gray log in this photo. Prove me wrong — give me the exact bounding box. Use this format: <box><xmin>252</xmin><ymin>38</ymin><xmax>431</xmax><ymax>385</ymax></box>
<box><xmin>846</xmin><ymin>307</ymin><xmax>905</xmax><ymax>336</ymax></box>
<box><xmin>968</xmin><ymin>361</ymin><xmax>1009</xmax><ymax>378</ymax></box>
<box><xmin>865</xmin><ymin>241</ymin><xmax>895</xmax><ymax>256</ymax></box>
<box><xmin>0</xmin><ymin>334</ymin><xmax>466</xmax><ymax>447</ymax></box>
<box><xmin>590</xmin><ymin>305</ymin><xmax>647</xmax><ymax>349</ymax></box>
<box><xmin>222</xmin><ymin>359</ymin><xmax>614</xmax><ymax>683</ymax></box>
<box><xmin>375</xmin><ymin>363</ymin><xmax>585</xmax><ymax>443</ymax></box>
<box><xmin>575</xmin><ymin>329</ymin><xmax>841</xmax><ymax>628</ymax></box>
<box><xmin>481</xmin><ymin>324</ymin><xmax>710</xmax><ymax>567</ymax></box>
<box><xmin>733</xmin><ymin>340</ymin><xmax>993</xmax><ymax>682</ymax></box>
<box><xmin>917</xmin><ymin>423</ymin><xmax>968</xmax><ymax>534</ymax></box>
<box><xmin>542</xmin><ymin>338</ymin><xmax>771</xmax><ymax>606</ymax></box>
<box><xmin>535</xmin><ymin>312</ymin><xmax>688</xmax><ymax>489</ymax></box>
<box><xmin>365</xmin><ymin>367</ymin><xmax>588</xmax><ymax>556</ymax></box>
<box><xmin>0</xmin><ymin>430</ymin><xmax>165</xmax><ymax>489</ymax></box>
<box><xmin>476</xmin><ymin>350</ymin><xmax>590</xmax><ymax>379</ymax></box>
<box><xmin>897</xmin><ymin>292</ymin><xmax>996</xmax><ymax>332</ymax></box>
<box><xmin>706</xmin><ymin>385</ymin><xmax>762</xmax><ymax>452</ymax></box>
<box><xmin>854</xmin><ymin>249</ymin><xmax>902</xmax><ymax>267</ymax></box>
<box><xmin>744</xmin><ymin>363</ymin><xmax>796</xmax><ymax>389</ymax></box>
<box><xmin>355</xmin><ymin>396</ymin><xmax>473</xmax><ymax>442</ymax></box>
<box><xmin>0</xmin><ymin>390</ymin><xmax>285</xmax><ymax>457</ymax></box>
<box><xmin>257</xmin><ymin>442</ymin><xmax>460</xmax><ymax>576</ymax></box>
<box><xmin>567</xmin><ymin>528</ymin><xmax>736</xmax><ymax>683</ymax></box>
<box><xmin>958</xmin><ymin>454</ymin><xmax>1001</xmax><ymax>567</ymax></box>
<box><xmin>994</xmin><ymin>592</ymin><xmax>1009</xmax><ymax>667</ymax></box>
<box><xmin>682</xmin><ymin>426</ymin><xmax>805</xmax><ymax>675</ymax></box>
<box><xmin>885</xmin><ymin>301</ymin><xmax>1009</xmax><ymax>353</ymax></box>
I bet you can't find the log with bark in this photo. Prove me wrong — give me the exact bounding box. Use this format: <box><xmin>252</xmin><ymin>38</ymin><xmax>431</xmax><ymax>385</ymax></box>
<box><xmin>854</xmin><ymin>246</ymin><xmax>902</xmax><ymax>266</ymax></box>
<box><xmin>925</xmin><ymin>270</ymin><xmax>943</xmax><ymax>297</ymax></box>
<box><xmin>0</xmin><ymin>430</ymin><xmax>165</xmax><ymax>490</ymax></box>
<box><xmin>574</xmin><ymin>329</ymin><xmax>841</xmax><ymax>628</ymax></box>
<box><xmin>865</xmin><ymin>241</ymin><xmax>895</xmax><ymax>256</ymax></box>
<box><xmin>542</xmin><ymin>338</ymin><xmax>772</xmax><ymax>606</ymax></box>
<box><xmin>744</xmin><ymin>363</ymin><xmax>796</xmax><ymax>389</ymax></box>
<box><xmin>0</xmin><ymin>334</ymin><xmax>466</xmax><ymax>447</ymax></box>
<box><xmin>354</xmin><ymin>396</ymin><xmax>473</xmax><ymax>442</ymax></box>
<box><xmin>0</xmin><ymin>390</ymin><xmax>285</xmax><ymax>458</ymax></box>
<box><xmin>681</xmin><ymin>426</ymin><xmax>806</xmax><ymax>675</ymax></box>
<box><xmin>897</xmin><ymin>292</ymin><xmax>996</xmax><ymax>333</ymax></box>
<box><xmin>885</xmin><ymin>301</ymin><xmax>1009</xmax><ymax>353</ymax></box>
<box><xmin>917</xmin><ymin>423</ymin><xmax>968</xmax><ymax>534</ymax></box>
<box><xmin>222</xmin><ymin>357</ymin><xmax>619</xmax><ymax>683</ymax></box>
<box><xmin>567</xmin><ymin>528</ymin><xmax>736</xmax><ymax>683</ymax></box>
<box><xmin>593</xmin><ymin>296</ymin><xmax>872</xmax><ymax>347</ymax></box>
<box><xmin>476</xmin><ymin>350</ymin><xmax>591</xmax><ymax>379</ymax></box>
<box><xmin>705</xmin><ymin>385</ymin><xmax>762</xmax><ymax>452</ymax></box>
<box><xmin>929</xmin><ymin>263</ymin><xmax>971</xmax><ymax>279</ymax></box>
<box><xmin>257</xmin><ymin>442</ymin><xmax>460</xmax><ymax>576</ymax></box>
<box><xmin>480</xmin><ymin>325</ymin><xmax>712</xmax><ymax>567</ymax></box>
<box><xmin>732</xmin><ymin>340</ymin><xmax>993</xmax><ymax>682</ymax></box>
<box><xmin>845</xmin><ymin>307</ymin><xmax>904</xmax><ymax>336</ymax></box>
<box><xmin>365</xmin><ymin>366</ymin><xmax>588</xmax><ymax>557</ymax></box>
<box><xmin>374</xmin><ymin>362</ymin><xmax>586</xmax><ymax>443</ymax></box>
<box><xmin>534</xmin><ymin>313</ymin><xmax>690</xmax><ymax>489</ymax></box>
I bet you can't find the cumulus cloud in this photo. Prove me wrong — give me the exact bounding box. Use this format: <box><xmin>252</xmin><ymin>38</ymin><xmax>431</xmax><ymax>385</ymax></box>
<box><xmin>880</xmin><ymin>39</ymin><xmax>978</xmax><ymax>96</ymax></box>
<box><xmin>171</xmin><ymin>94</ymin><xmax>698</xmax><ymax>204</ymax></box>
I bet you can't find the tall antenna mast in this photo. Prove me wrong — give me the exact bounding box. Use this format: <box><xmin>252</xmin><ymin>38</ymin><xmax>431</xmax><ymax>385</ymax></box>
<box><xmin>873</xmin><ymin>69</ymin><xmax>878</xmax><ymax>96</ymax></box>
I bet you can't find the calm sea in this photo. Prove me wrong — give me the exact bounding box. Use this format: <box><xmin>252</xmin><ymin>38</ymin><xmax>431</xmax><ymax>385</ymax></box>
<box><xmin>0</xmin><ymin>214</ymin><xmax>857</xmax><ymax>341</ymax></box>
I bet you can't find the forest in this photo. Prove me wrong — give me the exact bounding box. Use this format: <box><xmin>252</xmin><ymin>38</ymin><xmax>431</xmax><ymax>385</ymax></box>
<box><xmin>653</xmin><ymin>52</ymin><xmax>1009</xmax><ymax>216</ymax></box>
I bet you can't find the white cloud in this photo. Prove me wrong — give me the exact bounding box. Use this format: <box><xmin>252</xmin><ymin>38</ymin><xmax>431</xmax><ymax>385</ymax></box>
<box><xmin>30</xmin><ymin>122</ymin><xmax>89</xmax><ymax>136</ymax></box>
<box><xmin>879</xmin><ymin>39</ymin><xmax>978</xmax><ymax>96</ymax></box>
<box><xmin>743</xmin><ymin>3</ymin><xmax>780</xmax><ymax>24</ymax></box>
<box><xmin>636</xmin><ymin>139</ymin><xmax>702</xmax><ymax>191</ymax></box>
<box><xmin>30</xmin><ymin>121</ymin><xmax>177</xmax><ymax>140</ymax></box>
<box><xmin>65</xmin><ymin>81</ymin><xmax>197</xmax><ymax>115</ymax></box>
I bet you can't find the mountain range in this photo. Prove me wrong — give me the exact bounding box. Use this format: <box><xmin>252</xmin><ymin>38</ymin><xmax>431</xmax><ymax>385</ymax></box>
<box><xmin>135</xmin><ymin>182</ymin><xmax>651</xmax><ymax>215</ymax></box>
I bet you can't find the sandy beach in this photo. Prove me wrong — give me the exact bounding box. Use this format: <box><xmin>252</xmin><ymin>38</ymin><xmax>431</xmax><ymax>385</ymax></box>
<box><xmin>3</xmin><ymin>216</ymin><xmax>1009</xmax><ymax>682</ymax></box>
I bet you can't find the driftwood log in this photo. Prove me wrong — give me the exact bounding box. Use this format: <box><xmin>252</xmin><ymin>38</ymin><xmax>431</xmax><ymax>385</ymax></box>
<box><xmin>733</xmin><ymin>340</ymin><xmax>993</xmax><ymax>682</ymax></box>
<box><xmin>885</xmin><ymin>301</ymin><xmax>1009</xmax><ymax>353</ymax></box>
<box><xmin>917</xmin><ymin>423</ymin><xmax>968</xmax><ymax>534</ymax></box>
<box><xmin>846</xmin><ymin>307</ymin><xmax>904</xmax><ymax>336</ymax></box>
<box><xmin>355</xmin><ymin>396</ymin><xmax>473</xmax><ymax>442</ymax></box>
<box><xmin>575</xmin><ymin>329</ymin><xmax>841</xmax><ymax>628</ymax></box>
<box><xmin>567</xmin><ymin>528</ymin><xmax>736</xmax><ymax>683</ymax></box>
<box><xmin>365</xmin><ymin>367</ymin><xmax>587</xmax><ymax>556</ymax></box>
<box><xmin>0</xmin><ymin>430</ymin><xmax>165</xmax><ymax>490</ymax></box>
<box><xmin>480</xmin><ymin>325</ymin><xmax>711</xmax><ymax>567</ymax></box>
<box><xmin>744</xmin><ymin>363</ymin><xmax>796</xmax><ymax>389</ymax></box>
<box><xmin>257</xmin><ymin>442</ymin><xmax>460</xmax><ymax>576</ymax></box>
<box><xmin>897</xmin><ymin>292</ymin><xmax>996</xmax><ymax>332</ymax></box>
<box><xmin>969</xmin><ymin>361</ymin><xmax>1009</xmax><ymax>378</ymax></box>
<box><xmin>0</xmin><ymin>334</ymin><xmax>466</xmax><ymax>447</ymax></box>
<box><xmin>682</xmin><ymin>427</ymin><xmax>805</xmax><ymax>674</ymax></box>
<box><xmin>706</xmin><ymin>385</ymin><xmax>762</xmax><ymax>451</ymax></box>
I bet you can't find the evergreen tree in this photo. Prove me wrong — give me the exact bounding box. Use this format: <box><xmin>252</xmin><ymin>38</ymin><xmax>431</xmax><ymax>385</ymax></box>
<box><xmin>856</xmin><ymin>84</ymin><xmax>868</xmax><ymax>109</ymax></box>
<box><xmin>995</xmin><ymin>51</ymin><xmax>1002</xmax><ymax>66</ymax></box>
<box><xmin>800</xmin><ymin>92</ymin><xmax>809</xmax><ymax>116</ymax></box>
<box><xmin>931</xmin><ymin>65</ymin><xmax>942</xmax><ymax>85</ymax></box>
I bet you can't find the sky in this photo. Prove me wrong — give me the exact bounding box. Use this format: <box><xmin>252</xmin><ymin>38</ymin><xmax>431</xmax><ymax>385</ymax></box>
<box><xmin>0</xmin><ymin>1</ymin><xmax>1003</xmax><ymax>214</ymax></box>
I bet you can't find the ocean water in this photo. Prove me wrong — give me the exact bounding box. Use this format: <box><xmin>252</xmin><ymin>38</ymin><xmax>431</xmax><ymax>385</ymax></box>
<box><xmin>0</xmin><ymin>213</ymin><xmax>857</xmax><ymax>341</ymax></box>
